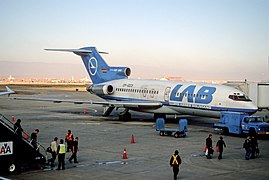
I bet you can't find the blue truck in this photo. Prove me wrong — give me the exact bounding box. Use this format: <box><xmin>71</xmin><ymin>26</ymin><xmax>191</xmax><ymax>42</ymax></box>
<box><xmin>156</xmin><ymin>118</ymin><xmax>188</xmax><ymax>138</ymax></box>
<box><xmin>214</xmin><ymin>112</ymin><xmax>269</xmax><ymax>135</ymax></box>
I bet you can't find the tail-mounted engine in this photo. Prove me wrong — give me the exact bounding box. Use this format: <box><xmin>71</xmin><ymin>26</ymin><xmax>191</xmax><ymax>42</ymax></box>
<box><xmin>109</xmin><ymin>66</ymin><xmax>131</xmax><ymax>78</ymax></box>
<box><xmin>87</xmin><ymin>84</ymin><xmax>114</xmax><ymax>95</ymax></box>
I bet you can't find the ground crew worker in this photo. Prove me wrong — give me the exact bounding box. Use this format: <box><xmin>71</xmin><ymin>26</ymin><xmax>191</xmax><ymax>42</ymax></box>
<box><xmin>216</xmin><ymin>136</ymin><xmax>226</xmax><ymax>160</ymax></box>
<box><xmin>169</xmin><ymin>150</ymin><xmax>182</xmax><ymax>180</ymax></box>
<box><xmin>56</xmin><ymin>139</ymin><xmax>66</xmax><ymax>170</ymax></box>
<box><xmin>65</xmin><ymin>130</ymin><xmax>74</xmax><ymax>152</ymax></box>
<box><xmin>69</xmin><ymin>137</ymin><xmax>79</xmax><ymax>163</ymax></box>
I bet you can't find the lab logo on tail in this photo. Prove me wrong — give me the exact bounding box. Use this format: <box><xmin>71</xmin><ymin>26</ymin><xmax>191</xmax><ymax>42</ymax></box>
<box><xmin>89</xmin><ymin>57</ymin><xmax>98</xmax><ymax>76</ymax></box>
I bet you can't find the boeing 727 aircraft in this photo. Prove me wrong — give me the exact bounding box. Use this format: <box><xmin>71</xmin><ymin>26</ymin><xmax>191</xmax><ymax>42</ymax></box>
<box><xmin>14</xmin><ymin>46</ymin><xmax>258</xmax><ymax>119</ymax></box>
<box><xmin>0</xmin><ymin>86</ymin><xmax>15</xmax><ymax>96</ymax></box>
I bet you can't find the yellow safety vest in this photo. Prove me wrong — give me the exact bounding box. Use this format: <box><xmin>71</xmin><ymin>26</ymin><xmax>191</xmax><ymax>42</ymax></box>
<box><xmin>172</xmin><ymin>155</ymin><xmax>179</xmax><ymax>165</ymax></box>
<box><xmin>59</xmin><ymin>144</ymin><xmax>66</xmax><ymax>154</ymax></box>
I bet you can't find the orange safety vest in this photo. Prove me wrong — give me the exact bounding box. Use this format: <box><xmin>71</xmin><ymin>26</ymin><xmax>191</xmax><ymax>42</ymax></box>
<box><xmin>66</xmin><ymin>133</ymin><xmax>73</xmax><ymax>141</ymax></box>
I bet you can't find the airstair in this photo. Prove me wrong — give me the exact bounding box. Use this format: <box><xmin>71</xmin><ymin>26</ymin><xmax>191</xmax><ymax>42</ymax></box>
<box><xmin>0</xmin><ymin>113</ymin><xmax>47</xmax><ymax>172</ymax></box>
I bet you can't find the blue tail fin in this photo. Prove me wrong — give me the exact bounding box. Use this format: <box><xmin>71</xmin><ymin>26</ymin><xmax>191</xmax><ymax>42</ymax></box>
<box><xmin>45</xmin><ymin>47</ymin><xmax>131</xmax><ymax>84</ymax></box>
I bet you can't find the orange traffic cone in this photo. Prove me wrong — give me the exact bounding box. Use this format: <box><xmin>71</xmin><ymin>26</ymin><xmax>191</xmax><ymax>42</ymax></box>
<box><xmin>131</xmin><ymin>134</ymin><xmax>135</xmax><ymax>144</ymax></box>
<box><xmin>11</xmin><ymin>116</ymin><xmax>15</xmax><ymax>123</ymax></box>
<box><xmin>122</xmin><ymin>148</ymin><xmax>128</xmax><ymax>159</ymax></box>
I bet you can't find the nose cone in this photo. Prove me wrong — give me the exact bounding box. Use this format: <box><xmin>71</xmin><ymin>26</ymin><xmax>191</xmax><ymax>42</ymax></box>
<box><xmin>246</xmin><ymin>102</ymin><xmax>258</xmax><ymax>115</ymax></box>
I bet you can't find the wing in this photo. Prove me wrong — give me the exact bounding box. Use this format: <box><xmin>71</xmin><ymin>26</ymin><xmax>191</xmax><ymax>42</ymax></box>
<box><xmin>0</xmin><ymin>86</ymin><xmax>15</xmax><ymax>96</ymax></box>
<box><xmin>12</xmin><ymin>97</ymin><xmax>163</xmax><ymax>109</ymax></box>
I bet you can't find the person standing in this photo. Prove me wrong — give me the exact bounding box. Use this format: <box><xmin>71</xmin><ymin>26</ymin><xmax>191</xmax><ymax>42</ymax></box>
<box><xmin>14</xmin><ymin>119</ymin><xmax>23</xmax><ymax>139</ymax></box>
<box><xmin>69</xmin><ymin>137</ymin><xmax>79</xmax><ymax>163</ymax></box>
<box><xmin>169</xmin><ymin>150</ymin><xmax>182</xmax><ymax>180</ymax></box>
<box><xmin>48</xmin><ymin>137</ymin><xmax>58</xmax><ymax>167</ymax></box>
<box><xmin>65</xmin><ymin>130</ymin><xmax>74</xmax><ymax>152</ymax></box>
<box><xmin>56</xmin><ymin>139</ymin><xmax>66</xmax><ymax>170</ymax></box>
<box><xmin>206</xmin><ymin>134</ymin><xmax>214</xmax><ymax>159</ymax></box>
<box><xmin>243</xmin><ymin>136</ymin><xmax>251</xmax><ymax>160</ymax></box>
<box><xmin>216</xmin><ymin>136</ymin><xmax>226</xmax><ymax>160</ymax></box>
<box><xmin>31</xmin><ymin>129</ymin><xmax>39</xmax><ymax>150</ymax></box>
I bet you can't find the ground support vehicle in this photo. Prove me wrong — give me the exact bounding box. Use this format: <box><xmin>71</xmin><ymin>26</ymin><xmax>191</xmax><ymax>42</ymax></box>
<box><xmin>156</xmin><ymin>118</ymin><xmax>188</xmax><ymax>138</ymax></box>
<box><xmin>214</xmin><ymin>112</ymin><xmax>269</xmax><ymax>136</ymax></box>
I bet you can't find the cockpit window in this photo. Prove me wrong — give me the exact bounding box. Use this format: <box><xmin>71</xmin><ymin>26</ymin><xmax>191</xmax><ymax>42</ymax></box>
<box><xmin>228</xmin><ymin>94</ymin><xmax>252</xmax><ymax>101</ymax></box>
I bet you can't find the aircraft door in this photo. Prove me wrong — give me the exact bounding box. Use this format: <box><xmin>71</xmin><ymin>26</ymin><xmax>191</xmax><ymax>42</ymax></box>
<box><xmin>164</xmin><ymin>87</ymin><xmax>171</xmax><ymax>102</ymax></box>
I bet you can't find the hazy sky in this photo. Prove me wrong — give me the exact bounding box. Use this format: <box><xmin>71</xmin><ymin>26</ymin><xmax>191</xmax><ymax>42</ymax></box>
<box><xmin>0</xmin><ymin>0</ymin><xmax>268</xmax><ymax>81</ymax></box>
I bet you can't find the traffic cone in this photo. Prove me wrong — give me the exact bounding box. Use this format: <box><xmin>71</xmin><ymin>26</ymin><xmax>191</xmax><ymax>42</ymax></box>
<box><xmin>11</xmin><ymin>116</ymin><xmax>15</xmax><ymax>123</ymax></box>
<box><xmin>131</xmin><ymin>134</ymin><xmax>135</xmax><ymax>144</ymax></box>
<box><xmin>122</xmin><ymin>148</ymin><xmax>128</xmax><ymax>159</ymax></box>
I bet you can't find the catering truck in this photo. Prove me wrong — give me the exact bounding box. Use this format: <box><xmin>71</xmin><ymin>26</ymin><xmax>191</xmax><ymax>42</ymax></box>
<box><xmin>214</xmin><ymin>112</ymin><xmax>269</xmax><ymax>135</ymax></box>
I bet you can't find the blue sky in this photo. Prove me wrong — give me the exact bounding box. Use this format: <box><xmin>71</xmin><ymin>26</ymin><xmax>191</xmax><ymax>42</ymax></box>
<box><xmin>0</xmin><ymin>0</ymin><xmax>268</xmax><ymax>81</ymax></box>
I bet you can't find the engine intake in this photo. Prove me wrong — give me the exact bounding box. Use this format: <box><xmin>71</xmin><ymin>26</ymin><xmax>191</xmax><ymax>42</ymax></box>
<box><xmin>87</xmin><ymin>84</ymin><xmax>114</xmax><ymax>95</ymax></box>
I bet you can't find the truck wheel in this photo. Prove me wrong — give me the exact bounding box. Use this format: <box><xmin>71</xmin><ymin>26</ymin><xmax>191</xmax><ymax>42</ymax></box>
<box><xmin>8</xmin><ymin>163</ymin><xmax>16</xmax><ymax>173</ymax></box>
<box><xmin>223</xmin><ymin>128</ymin><xmax>229</xmax><ymax>135</ymax></box>
<box><xmin>174</xmin><ymin>133</ymin><xmax>179</xmax><ymax>138</ymax></box>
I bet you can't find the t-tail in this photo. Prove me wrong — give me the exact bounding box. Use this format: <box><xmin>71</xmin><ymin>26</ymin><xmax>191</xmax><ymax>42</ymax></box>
<box><xmin>45</xmin><ymin>47</ymin><xmax>131</xmax><ymax>84</ymax></box>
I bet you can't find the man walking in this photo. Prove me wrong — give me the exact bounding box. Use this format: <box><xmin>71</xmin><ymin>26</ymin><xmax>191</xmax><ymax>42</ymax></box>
<box><xmin>216</xmin><ymin>136</ymin><xmax>226</xmax><ymax>160</ymax></box>
<box><xmin>14</xmin><ymin>119</ymin><xmax>23</xmax><ymax>139</ymax></box>
<box><xmin>31</xmin><ymin>129</ymin><xmax>39</xmax><ymax>150</ymax></box>
<box><xmin>170</xmin><ymin>150</ymin><xmax>182</xmax><ymax>180</ymax></box>
<box><xmin>243</xmin><ymin>136</ymin><xmax>251</xmax><ymax>160</ymax></box>
<box><xmin>69</xmin><ymin>137</ymin><xmax>79</xmax><ymax>163</ymax></box>
<box><xmin>48</xmin><ymin>137</ymin><xmax>58</xmax><ymax>167</ymax></box>
<box><xmin>206</xmin><ymin>134</ymin><xmax>214</xmax><ymax>159</ymax></box>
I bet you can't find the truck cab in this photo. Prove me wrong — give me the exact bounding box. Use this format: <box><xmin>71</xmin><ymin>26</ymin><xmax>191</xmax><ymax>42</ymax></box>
<box><xmin>214</xmin><ymin>112</ymin><xmax>269</xmax><ymax>135</ymax></box>
<box><xmin>242</xmin><ymin>116</ymin><xmax>269</xmax><ymax>135</ymax></box>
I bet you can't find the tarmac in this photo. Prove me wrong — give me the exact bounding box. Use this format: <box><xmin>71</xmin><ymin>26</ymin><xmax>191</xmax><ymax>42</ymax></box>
<box><xmin>0</xmin><ymin>84</ymin><xmax>269</xmax><ymax>180</ymax></box>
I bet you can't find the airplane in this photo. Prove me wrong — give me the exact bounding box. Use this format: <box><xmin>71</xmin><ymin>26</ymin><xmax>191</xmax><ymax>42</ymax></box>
<box><xmin>13</xmin><ymin>46</ymin><xmax>258</xmax><ymax>120</ymax></box>
<box><xmin>0</xmin><ymin>86</ymin><xmax>15</xmax><ymax>96</ymax></box>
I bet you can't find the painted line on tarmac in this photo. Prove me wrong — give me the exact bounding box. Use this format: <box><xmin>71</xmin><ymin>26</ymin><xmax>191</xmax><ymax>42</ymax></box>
<box><xmin>96</xmin><ymin>161</ymin><xmax>128</xmax><ymax>165</ymax></box>
<box><xmin>0</xmin><ymin>176</ymin><xmax>12</xmax><ymax>180</ymax></box>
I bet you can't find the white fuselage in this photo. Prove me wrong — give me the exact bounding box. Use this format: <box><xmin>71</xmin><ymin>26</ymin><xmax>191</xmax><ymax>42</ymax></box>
<box><xmin>94</xmin><ymin>79</ymin><xmax>258</xmax><ymax>118</ymax></box>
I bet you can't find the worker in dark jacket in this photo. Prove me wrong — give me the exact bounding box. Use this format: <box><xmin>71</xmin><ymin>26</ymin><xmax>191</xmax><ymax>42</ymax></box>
<box><xmin>170</xmin><ymin>150</ymin><xmax>182</xmax><ymax>180</ymax></box>
<box><xmin>206</xmin><ymin>134</ymin><xmax>214</xmax><ymax>159</ymax></box>
<box><xmin>216</xmin><ymin>136</ymin><xmax>226</xmax><ymax>160</ymax></box>
<box><xmin>250</xmin><ymin>136</ymin><xmax>258</xmax><ymax>159</ymax></box>
<box><xmin>30</xmin><ymin>129</ymin><xmax>39</xmax><ymax>150</ymax></box>
<box><xmin>69</xmin><ymin>137</ymin><xmax>79</xmax><ymax>163</ymax></box>
<box><xmin>56</xmin><ymin>139</ymin><xmax>66</xmax><ymax>170</ymax></box>
<box><xmin>243</xmin><ymin>136</ymin><xmax>251</xmax><ymax>160</ymax></box>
